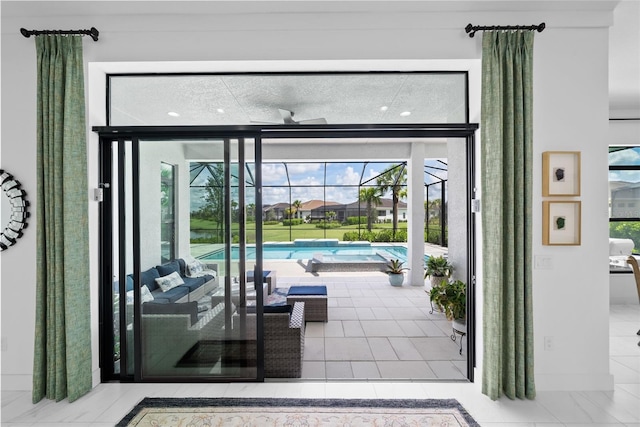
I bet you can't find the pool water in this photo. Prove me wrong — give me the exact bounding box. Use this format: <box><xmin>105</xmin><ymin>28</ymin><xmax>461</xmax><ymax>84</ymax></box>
<box><xmin>200</xmin><ymin>242</ymin><xmax>425</xmax><ymax>263</ymax></box>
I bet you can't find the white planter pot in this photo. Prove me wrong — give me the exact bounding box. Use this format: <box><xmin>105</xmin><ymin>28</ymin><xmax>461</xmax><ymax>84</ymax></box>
<box><xmin>452</xmin><ymin>318</ymin><xmax>467</xmax><ymax>334</ymax></box>
<box><xmin>429</xmin><ymin>275</ymin><xmax>447</xmax><ymax>288</ymax></box>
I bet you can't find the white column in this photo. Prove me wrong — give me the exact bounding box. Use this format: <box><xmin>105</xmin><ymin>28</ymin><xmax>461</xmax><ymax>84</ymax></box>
<box><xmin>407</xmin><ymin>142</ymin><xmax>425</xmax><ymax>286</ymax></box>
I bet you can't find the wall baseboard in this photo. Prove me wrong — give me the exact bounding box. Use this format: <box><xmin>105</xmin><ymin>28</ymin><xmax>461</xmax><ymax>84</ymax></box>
<box><xmin>536</xmin><ymin>373</ymin><xmax>614</xmax><ymax>391</ymax></box>
<box><xmin>1</xmin><ymin>374</ymin><xmax>32</xmax><ymax>392</ymax></box>
<box><xmin>92</xmin><ymin>368</ymin><xmax>101</xmax><ymax>388</ymax></box>
<box><xmin>2</xmin><ymin>370</ymin><xmax>101</xmax><ymax>393</ymax></box>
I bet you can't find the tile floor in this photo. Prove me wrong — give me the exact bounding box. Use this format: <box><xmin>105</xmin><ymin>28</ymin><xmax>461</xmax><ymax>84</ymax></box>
<box><xmin>276</xmin><ymin>275</ymin><xmax>468</xmax><ymax>380</ymax></box>
<box><xmin>2</xmin><ymin>301</ymin><xmax>638</xmax><ymax>426</ymax></box>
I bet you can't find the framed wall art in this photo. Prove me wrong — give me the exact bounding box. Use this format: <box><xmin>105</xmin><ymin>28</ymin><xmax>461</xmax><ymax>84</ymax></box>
<box><xmin>542</xmin><ymin>201</ymin><xmax>581</xmax><ymax>246</ymax></box>
<box><xmin>542</xmin><ymin>151</ymin><xmax>581</xmax><ymax>196</ymax></box>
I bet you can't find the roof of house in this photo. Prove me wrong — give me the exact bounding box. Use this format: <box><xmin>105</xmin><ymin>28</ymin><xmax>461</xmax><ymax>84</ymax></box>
<box><xmin>263</xmin><ymin>202</ymin><xmax>291</xmax><ymax>211</ymax></box>
<box><xmin>300</xmin><ymin>200</ymin><xmax>341</xmax><ymax>210</ymax></box>
<box><xmin>310</xmin><ymin>198</ymin><xmax>407</xmax><ymax>211</ymax></box>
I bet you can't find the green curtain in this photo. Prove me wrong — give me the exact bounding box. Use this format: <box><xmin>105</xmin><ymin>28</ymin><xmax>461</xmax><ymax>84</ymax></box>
<box><xmin>32</xmin><ymin>35</ymin><xmax>92</xmax><ymax>403</ymax></box>
<box><xmin>481</xmin><ymin>31</ymin><xmax>536</xmax><ymax>400</ymax></box>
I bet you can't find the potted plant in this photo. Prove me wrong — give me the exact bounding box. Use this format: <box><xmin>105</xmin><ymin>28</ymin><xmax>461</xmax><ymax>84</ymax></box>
<box><xmin>386</xmin><ymin>258</ymin><xmax>408</xmax><ymax>286</ymax></box>
<box><xmin>429</xmin><ymin>279</ymin><xmax>466</xmax><ymax>331</ymax></box>
<box><xmin>424</xmin><ymin>255</ymin><xmax>453</xmax><ymax>288</ymax></box>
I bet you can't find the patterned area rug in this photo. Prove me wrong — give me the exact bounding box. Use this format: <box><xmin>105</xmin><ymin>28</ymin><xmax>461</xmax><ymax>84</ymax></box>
<box><xmin>117</xmin><ymin>397</ymin><xmax>480</xmax><ymax>426</ymax></box>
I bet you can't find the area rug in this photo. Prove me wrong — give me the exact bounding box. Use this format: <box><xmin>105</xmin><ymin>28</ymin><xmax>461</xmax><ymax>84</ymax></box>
<box><xmin>117</xmin><ymin>397</ymin><xmax>480</xmax><ymax>426</ymax></box>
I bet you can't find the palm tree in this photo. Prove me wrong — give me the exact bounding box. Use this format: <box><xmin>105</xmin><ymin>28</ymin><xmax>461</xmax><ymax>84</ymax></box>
<box><xmin>285</xmin><ymin>207</ymin><xmax>294</xmax><ymax>219</ymax></box>
<box><xmin>292</xmin><ymin>199</ymin><xmax>303</xmax><ymax>219</ymax></box>
<box><xmin>247</xmin><ymin>203</ymin><xmax>256</xmax><ymax>220</ymax></box>
<box><xmin>427</xmin><ymin>198</ymin><xmax>441</xmax><ymax>222</ymax></box>
<box><xmin>359</xmin><ymin>187</ymin><xmax>382</xmax><ymax>232</ymax></box>
<box><xmin>376</xmin><ymin>164</ymin><xmax>407</xmax><ymax>238</ymax></box>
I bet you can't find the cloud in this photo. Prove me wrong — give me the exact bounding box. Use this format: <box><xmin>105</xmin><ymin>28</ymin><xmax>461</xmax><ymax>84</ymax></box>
<box><xmin>262</xmin><ymin>163</ymin><xmax>287</xmax><ymax>185</ymax></box>
<box><xmin>286</xmin><ymin>163</ymin><xmax>322</xmax><ymax>175</ymax></box>
<box><xmin>290</xmin><ymin>176</ymin><xmax>322</xmax><ymax>186</ymax></box>
<box><xmin>610</xmin><ymin>148</ymin><xmax>640</xmax><ymax>166</ymax></box>
<box><xmin>325</xmin><ymin>187</ymin><xmax>359</xmax><ymax>204</ymax></box>
<box><xmin>610</xmin><ymin>170</ymin><xmax>640</xmax><ymax>183</ymax></box>
<box><xmin>334</xmin><ymin>166</ymin><xmax>361</xmax><ymax>185</ymax></box>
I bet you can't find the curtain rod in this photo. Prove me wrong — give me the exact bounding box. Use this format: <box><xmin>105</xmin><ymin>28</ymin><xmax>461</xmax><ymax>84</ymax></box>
<box><xmin>465</xmin><ymin>23</ymin><xmax>545</xmax><ymax>38</ymax></box>
<box><xmin>20</xmin><ymin>27</ymin><xmax>99</xmax><ymax>41</ymax></box>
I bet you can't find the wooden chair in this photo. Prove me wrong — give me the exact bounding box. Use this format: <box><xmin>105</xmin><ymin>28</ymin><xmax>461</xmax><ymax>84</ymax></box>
<box><xmin>625</xmin><ymin>256</ymin><xmax>640</xmax><ymax>345</ymax></box>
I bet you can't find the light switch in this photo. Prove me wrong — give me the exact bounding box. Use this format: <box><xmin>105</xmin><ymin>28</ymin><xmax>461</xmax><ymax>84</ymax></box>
<box><xmin>534</xmin><ymin>255</ymin><xmax>553</xmax><ymax>269</ymax></box>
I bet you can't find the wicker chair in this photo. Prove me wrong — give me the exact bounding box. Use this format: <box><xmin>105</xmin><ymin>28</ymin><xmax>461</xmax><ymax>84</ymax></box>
<box><xmin>234</xmin><ymin>302</ymin><xmax>306</xmax><ymax>378</ymax></box>
<box><xmin>138</xmin><ymin>302</ymin><xmax>227</xmax><ymax>376</ymax></box>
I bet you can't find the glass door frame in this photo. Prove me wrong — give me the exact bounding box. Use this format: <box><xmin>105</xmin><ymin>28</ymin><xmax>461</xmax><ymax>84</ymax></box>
<box><xmin>95</xmin><ymin>123</ymin><xmax>478</xmax><ymax>383</ymax></box>
<box><xmin>97</xmin><ymin>131</ymin><xmax>265</xmax><ymax>382</ymax></box>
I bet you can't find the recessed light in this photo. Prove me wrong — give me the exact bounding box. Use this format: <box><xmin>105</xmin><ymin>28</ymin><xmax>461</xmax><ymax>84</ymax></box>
<box><xmin>216</xmin><ymin>108</ymin><xmax>225</xmax><ymax>114</ymax></box>
<box><xmin>167</xmin><ymin>111</ymin><xmax>180</xmax><ymax>117</ymax></box>
<box><xmin>400</xmin><ymin>111</ymin><xmax>411</xmax><ymax>117</ymax></box>
<box><xmin>380</xmin><ymin>106</ymin><xmax>388</xmax><ymax>112</ymax></box>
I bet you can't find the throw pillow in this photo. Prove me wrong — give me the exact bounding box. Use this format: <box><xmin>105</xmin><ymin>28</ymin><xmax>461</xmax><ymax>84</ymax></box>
<box><xmin>125</xmin><ymin>285</ymin><xmax>155</xmax><ymax>303</ymax></box>
<box><xmin>155</xmin><ymin>271</ymin><xmax>185</xmax><ymax>292</ymax></box>
<box><xmin>187</xmin><ymin>260</ymin><xmax>204</xmax><ymax>276</ymax></box>
<box><xmin>156</xmin><ymin>260</ymin><xmax>181</xmax><ymax>277</ymax></box>
<box><xmin>140</xmin><ymin>285</ymin><xmax>154</xmax><ymax>303</ymax></box>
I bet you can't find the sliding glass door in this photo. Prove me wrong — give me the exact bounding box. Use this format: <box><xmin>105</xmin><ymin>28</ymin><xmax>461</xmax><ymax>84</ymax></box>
<box><xmin>101</xmin><ymin>135</ymin><xmax>263</xmax><ymax>381</ymax></box>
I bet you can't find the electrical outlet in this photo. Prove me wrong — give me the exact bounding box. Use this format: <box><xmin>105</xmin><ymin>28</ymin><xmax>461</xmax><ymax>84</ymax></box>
<box><xmin>544</xmin><ymin>336</ymin><xmax>554</xmax><ymax>351</ymax></box>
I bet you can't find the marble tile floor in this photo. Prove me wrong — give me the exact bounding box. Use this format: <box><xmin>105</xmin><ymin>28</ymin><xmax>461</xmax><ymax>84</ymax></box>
<box><xmin>2</xmin><ymin>302</ymin><xmax>638</xmax><ymax>426</ymax></box>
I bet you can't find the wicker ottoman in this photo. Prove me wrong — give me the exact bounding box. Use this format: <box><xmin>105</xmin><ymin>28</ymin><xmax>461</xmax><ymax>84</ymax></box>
<box><xmin>286</xmin><ymin>285</ymin><xmax>328</xmax><ymax>322</ymax></box>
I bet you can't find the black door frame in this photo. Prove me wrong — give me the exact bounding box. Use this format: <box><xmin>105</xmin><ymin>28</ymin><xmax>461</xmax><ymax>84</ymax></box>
<box><xmin>95</xmin><ymin>123</ymin><xmax>478</xmax><ymax>383</ymax></box>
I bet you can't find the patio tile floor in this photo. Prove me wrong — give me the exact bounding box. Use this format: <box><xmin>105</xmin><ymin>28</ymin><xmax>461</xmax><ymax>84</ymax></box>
<box><xmin>278</xmin><ymin>272</ymin><xmax>469</xmax><ymax>381</ymax></box>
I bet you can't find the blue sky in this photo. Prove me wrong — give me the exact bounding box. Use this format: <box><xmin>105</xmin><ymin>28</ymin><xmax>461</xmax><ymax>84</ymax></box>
<box><xmin>190</xmin><ymin>160</ymin><xmax>448</xmax><ymax>211</ymax></box>
<box><xmin>609</xmin><ymin>147</ymin><xmax>640</xmax><ymax>183</ymax></box>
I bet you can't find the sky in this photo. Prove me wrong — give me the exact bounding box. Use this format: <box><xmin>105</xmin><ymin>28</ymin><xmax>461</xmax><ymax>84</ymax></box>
<box><xmin>190</xmin><ymin>160</ymin><xmax>448</xmax><ymax>211</ymax></box>
<box><xmin>609</xmin><ymin>147</ymin><xmax>640</xmax><ymax>184</ymax></box>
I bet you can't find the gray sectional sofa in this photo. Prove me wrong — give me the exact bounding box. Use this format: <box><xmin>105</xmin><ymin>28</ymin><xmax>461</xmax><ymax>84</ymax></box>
<box><xmin>123</xmin><ymin>258</ymin><xmax>218</xmax><ymax>304</ymax></box>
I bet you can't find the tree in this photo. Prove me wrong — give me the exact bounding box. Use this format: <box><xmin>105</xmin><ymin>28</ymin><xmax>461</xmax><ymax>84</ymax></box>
<box><xmin>292</xmin><ymin>199</ymin><xmax>303</xmax><ymax>219</ymax></box>
<box><xmin>247</xmin><ymin>203</ymin><xmax>256</xmax><ymax>221</ymax></box>
<box><xmin>285</xmin><ymin>207</ymin><xmax>294</xmax><ymax>219</ymax></box>
<box><xmin>359</xmin><ymin>187</ymin><xmax>382</xmax><ymax>232</ymax></box>
<box><xmin>200</xmin><ymin>164</ymin><xmax>225</xmax><ymax>241</ymax></box>
<box><xmin>426</xmin><ymin>198</ymin><xmax>442</xmax><ymax>222</ymax></box>
<box><xmin>376</xmin><ymin>164</ymin><xmax>407</xmax><ymax>238</ymax></box>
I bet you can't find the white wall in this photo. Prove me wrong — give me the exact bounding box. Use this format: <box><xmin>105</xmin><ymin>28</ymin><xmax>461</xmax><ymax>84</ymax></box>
<box><xmin>530</xmin><ymin>26</ymin><xmax>612</xmax><ymax>391</ymax></box>
<box><xmin>139</xmin><ymin>142</ymin><xmax>192</xmax><ymax>269</ymax></box>
<box><xmin>1</xmin><ymin>2</ymin><xmax>615</xmax><ymax>392</ymax></box>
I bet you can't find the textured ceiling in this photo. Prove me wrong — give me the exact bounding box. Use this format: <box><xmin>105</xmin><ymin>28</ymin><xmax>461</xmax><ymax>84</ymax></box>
<box><xmin>109</xmin><ymin>73</ymin><xmax>468</xmax><ymax>126</ymax></box>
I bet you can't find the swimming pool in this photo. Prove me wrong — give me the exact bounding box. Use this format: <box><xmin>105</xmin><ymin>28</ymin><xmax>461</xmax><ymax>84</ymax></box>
<box><xmin>199</xmin><ymin>239</ymin><xmax>425</xmax><ymax>263</ymax></box>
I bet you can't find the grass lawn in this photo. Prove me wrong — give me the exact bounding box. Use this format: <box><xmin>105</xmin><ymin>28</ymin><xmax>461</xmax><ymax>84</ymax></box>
<box><xmin>191</xmin><ymin>218</ymin><xmax>408</xmax><ymax>243</ymax></box>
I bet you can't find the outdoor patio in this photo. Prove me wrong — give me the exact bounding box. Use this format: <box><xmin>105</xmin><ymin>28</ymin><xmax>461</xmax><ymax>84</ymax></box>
<box><xmin>275</xmin><ymin>272</ymin><xmax>468</xmax><ymax>381</ymax></box>
<box><xmin>189</xmin><ymin>242</ymin><xmax>465</xmax><ymax>380</ymax></box>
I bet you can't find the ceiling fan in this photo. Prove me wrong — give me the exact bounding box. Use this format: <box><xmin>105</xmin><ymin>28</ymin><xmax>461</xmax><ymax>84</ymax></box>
<box><xmin>253</xmin><ymin>108</ymin><xmax>327</xmax><ymax>125</ymax></box>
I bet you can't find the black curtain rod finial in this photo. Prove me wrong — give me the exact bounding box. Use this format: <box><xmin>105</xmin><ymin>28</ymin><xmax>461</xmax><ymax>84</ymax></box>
<box><xmin>20</xmin><ymin>27</ymin><xmax>99</xmax><ymax>41</ymax></box>
<box><xmin>465</xmin><ymin>22</ymin><xmax>545</xmax><ymax>38</ymax></box>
